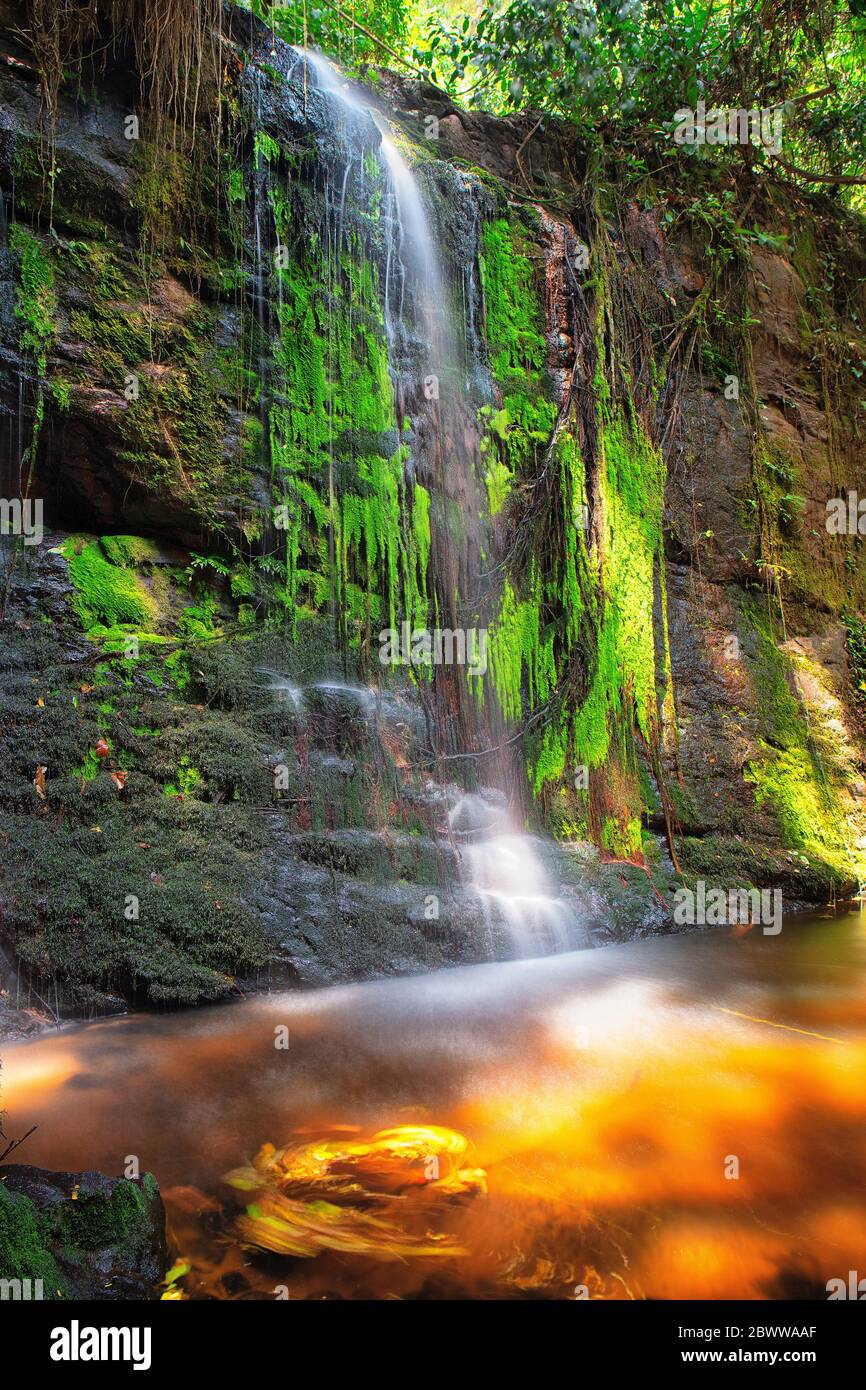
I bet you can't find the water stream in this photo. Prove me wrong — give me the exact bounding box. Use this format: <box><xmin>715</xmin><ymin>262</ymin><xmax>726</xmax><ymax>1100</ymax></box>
<box><xmin>5</xmin><ymin>908</ymin><xmax>865</xmax><ymax>1299</ymax></box>
<box><xmin>449</xmin><ymin>793</ymin><xmax>578</xmax><ymax>956</ymax></box>
<box><xmin>292</xmin><ymin>47</ymin><xmax>447</xmax><ymax>361</ymax></box>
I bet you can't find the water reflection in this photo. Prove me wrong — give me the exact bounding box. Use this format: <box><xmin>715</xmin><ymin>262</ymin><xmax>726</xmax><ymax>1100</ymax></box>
<box><xmin>4</xmin><ymin>909</ymin><xmax>866</xmax><ymax>1298</ymax></box>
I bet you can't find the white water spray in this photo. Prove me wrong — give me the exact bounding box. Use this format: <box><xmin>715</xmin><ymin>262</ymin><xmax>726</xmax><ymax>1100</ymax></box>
<box><xmin>291</xmin><ymin>47</ymin><xmax>446</xmax><ymax>357</ymax></box>
<box><xmin>449</xmin><ymin>795</ymin><xmax>578</xmax><ymax>959</ymax></box>
<box><xmin>288</xmin><ymin>51</ymin><xmax>573</xmax><ymax>963</ymax></box>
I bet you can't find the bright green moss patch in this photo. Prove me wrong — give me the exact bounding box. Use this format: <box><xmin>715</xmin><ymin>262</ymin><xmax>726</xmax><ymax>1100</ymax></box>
<box><xmin>480</xmin><ymin>218</ymin><xmax>546</xmax><ymax>383</ymax></box>
<box><xmin>486</xmin><ymin>402</ymin><xmax>669</xmax><ymax>806</ymax></box>
<box><xmin>745</xmin><ymin>743</ymin><xmax>839</xmax><ymax>854</ymax></box>
<box><xmin>11</xmin><ymin>223</ymin><xmax>57</xmax><ymax>371</ymax></box>
<box><xmin>478</xmin><ymin>216</ymin><xmax>557</xmax><ymax>513</ymax></box>
<box><xmin>62</xmin><ymin>537</ymin><xmax>159</xmax><ymax>632</ymax></box>
<box><xmin>480</xmin><ymin>214</ymin><xmax>672</xmax><ymax>841</ymax></box>
<box><xmin>570</xmin><ymin>407</ymin><xmax>667</xmax><ymax>766</ymax></box>
<box><xmin>164</xmin><ymin>757</ymin><xmax>203</xmax><ymax>798</ymax></box>
<box><xmin>267</xmin><ymin>187</ymin><xmax>430</xmax><ymax>639</ymax></box>
<box><xmin>739</xmin><ymin>596</ymin><xmax>859</xmax><ymax>878</ymax></box>
<box><xmin>98</xmin><ymin>535</ymin><xmax>163</xmax><ymax>568</ymax></box>
<box><xmin>600</xmin><ymin>813</ymin><xmax>642</xmax><ymax>858</ymax></box>
<box><xmin>0</xmin><ymin>1183</ymin><xmax>66</xmax><ymax>1296</ymax></box>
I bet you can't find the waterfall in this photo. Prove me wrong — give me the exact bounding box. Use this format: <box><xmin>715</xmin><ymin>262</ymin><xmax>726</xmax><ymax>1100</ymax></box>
<box><xmin>449</xmin><ymin>795</ymin><xmax>579</xmax><ymax>959</ymax></box>
<box><xmin>290</xmin><ymin>48</ymin><xmax>448</xmax><ymax>376</ymax></box>
<box><xmin>263</xmin><ymin>49</ymin><xmax>575</xmax><ymax>962</ymax></box>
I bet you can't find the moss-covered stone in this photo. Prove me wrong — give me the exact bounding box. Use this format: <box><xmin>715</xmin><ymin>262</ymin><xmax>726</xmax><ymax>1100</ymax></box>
<box><xmin>478</xmin><ymin>215</ymin><xmax>557</xmax><ymax>514</ymax></box>
<box><xmin>0</xmin><ymin>1165</ymin><xmax>164</xmax><ymax>1300</ymax></box>
<box><xmin>62</xmin><ymin>537</ymin><xmax>160</xmax><ymax>632</ymax></box>
<box><xmin>736</xmin><ymin>596</ymin><xmax>862</xmax><ymax>883</ymax></box>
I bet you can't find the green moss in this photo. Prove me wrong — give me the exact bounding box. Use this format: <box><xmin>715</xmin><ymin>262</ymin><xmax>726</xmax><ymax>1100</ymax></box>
<box><xmin>600</xmin><ymin>813</ymin><xmax>642</xmax><ymax>858</ymax></box>
<box><xmin>478</xmin><ymin>217</ymin><xmax>557</xmax><ymax>513</ymax></box>
<box><xmin>115</xmin><ymin>340</ymin><xmax>244</xmax><ymax>527</ymax></box>
<box><xmin>62</xmin><ymin>538</ymin><xmax>159</xmax><ymax>632</ymax></box>
<box><xmin>738</xmin><ymin>596</ymin><xmax>857</xmax><ymax>877</ymax></box>
<box><xmin>570</xmin><ymin>406</ymin><xmax>667</xmax><ymax>767</ymax></box>
<box><xmin>0</xmin><ymin>1172</ymin><xmax>163</xmax><ymax>1299</ymax></box>
<box><xmin>10</xmin><ymin>224</ymin><xmax>57</xmax><ymax>372</ymax></box>
<box><xmin>164</xmin><ymin>757</ymin><xmax>203</xmax><ymax>798</ymax></box>
<box><xmin>843</xmin><ymin>612</ymin><xmax>866</xmax><ymax>714</ymax></box>
<box><xmin>0</xmin><ymin>1184</ymin><xmax>66</xmax><ymax>1297</ymax></box>
<box><xmin>486</xmin><ymin>402</ymin><xmax>668</xmax><ymax>804</ymax></box>
<box><xmin>49</xmin><ymin>377</ymin><xmax>72</xmax><ymax>410</ymax></box>
<box><xmin>254</xmin><ymin>130</ymin><xmax>281</xmax><ymax>165</ymax></box>
<box><xmin>10</xmin><ymin>223</ymin><xmax>58</xmax><ymax>477</ymax></box>
<box><xmin>53</xmin><ymin>1180</ymin><xmax>146</xmax><ymax>1252</ymax></box>
<box><xmin>479</xmin><ymin>214</ymin><xmax>676</xmax><ymax>865</ymax></box>
<box><xmin>267</xmin><ymin>190</ymin><xmax>429</xmax><ymax>638</ymax></box>
<box><xmin>745</xmin><ymin>742</ymin><xmax>838</xmax><ymax>851</ymax></box>
<box><xmin>131</xmin><ymin>140</ymin><xmax>225</xmax><ymax>286</ymax></box>
<box><xmin>98</xmin><ymin>535</ymin><xmax>162</xmax><ymax>568</ymax></box>
<box><xmin>76</xmin><ymin>746</ymin><xmax>102</xmax><ymax>783</ymax></box>
<box><xmin>61</xmin><ymin>234</ymin><xmax>252</xmax><ymax>533</ymax></box>
<box><xmin>486</xmin><ymin>571</ymin><xmax>556</xmax><ymax>723</ymax></box>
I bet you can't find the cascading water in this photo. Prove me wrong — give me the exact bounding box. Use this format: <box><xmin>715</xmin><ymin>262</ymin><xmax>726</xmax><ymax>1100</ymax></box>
<box><xmin>263</xmin><ymin>49</ymin><xmax>576</xmax><ymax>963</ymax></box>
<box><xmin>290</xmin><ymin>49</ymin><xmax>448</xmax><ymax>383</ymax></box>
<box><xmin>448</xmin><ymin>794</ymin><xmax>580</xmax><ymax>958</ymax></box>
<box><xmin>371</xmin><ymin>111</ymin><xmax>449</xmax><ymax>364</ymax></box>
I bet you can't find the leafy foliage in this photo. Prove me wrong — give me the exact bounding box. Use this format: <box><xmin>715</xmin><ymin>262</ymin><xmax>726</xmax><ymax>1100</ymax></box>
<box><xmin>240</xmin><ymin>0</ymin><xmax>409</xmax><ymax>67</ymax></box>
<box><xmin>409</xmin><ymin>1</ymin><xmax>866</xmax><ymax>199</ymax></box>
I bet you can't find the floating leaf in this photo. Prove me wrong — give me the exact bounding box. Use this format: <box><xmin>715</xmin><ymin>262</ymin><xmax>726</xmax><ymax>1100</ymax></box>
<box><xmin>163</xmin><ymin>1260</ymin><xmax>191</xmax><ymax>1285</ymax></box>
<box><xmin>227</xmin><ymin>1125</ymin><xmax>485</xmax><ymax>1264</ymax></box>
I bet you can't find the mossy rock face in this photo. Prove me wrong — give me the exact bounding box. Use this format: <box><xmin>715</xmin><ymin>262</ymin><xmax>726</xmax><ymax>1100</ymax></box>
<box><xmin>0</xmin><ymin>536</ymin><xmax>491</xmax><ymax>1011</ymax></box>
<box><xmin>62</xmin><ymin>537</ymin><xmax>161</xmax><ymax>631</ymax></box>
<box><xmin>0</xmin><ymin>1166</ymin><xmax>165</xmax><ymax>1300</ymax></box>
<box><xmin>287</xmin><ymin>828</ymin><xmax>459</xmax><ymax>884</ymax></box>
<box><xmin>677</xmin><ymin>833</ymin><xmax>846</xmax><ymax>903</ymax></box>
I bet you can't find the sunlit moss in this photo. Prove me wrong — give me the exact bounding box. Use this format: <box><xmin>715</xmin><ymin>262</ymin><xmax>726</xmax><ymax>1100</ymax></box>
<box><xmin>478</xmin><ymin>217</ymin><xmax>557</xmax><ymax>514</ymax></box>
<box><xmin>485</xmin><ymin>396</ymin><xmax>669</xmax><ymax>809</ymax></box>
<box><xmin>62</xmin><ymin>537</ymin><xmax>159</xmax><ymax>632</ymax></box>
<box><xmin>267</xmin><ymin>194</ymin><xmax>429</xmax><ymax>639</ymax></box>
<box><xmin>739</xmin><ymin>596</ymin><xmax>859</xmax><ymax>878</ymax></box>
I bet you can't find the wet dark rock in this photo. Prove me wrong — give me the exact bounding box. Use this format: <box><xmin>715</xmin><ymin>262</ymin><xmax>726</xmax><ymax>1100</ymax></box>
<box><xmin>287</xmin><ymin>826</ymin><xmax>459</xmax><ymax>882</ymax></box>
<box><xmin>0</xmin><ymin>1165</ymin><xmax>165</xmax><ymax>1300</ymax></box>
<box><xmin>257</xmin><ymin>847</ymin><xmax>491</xmax><ymax>985</ymax></box>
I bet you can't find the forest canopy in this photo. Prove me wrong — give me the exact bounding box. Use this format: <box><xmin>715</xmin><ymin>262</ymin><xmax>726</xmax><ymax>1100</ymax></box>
<box><xmin>241</xmin><ymin>0</ymin><xmax>866</xmax><ymax>200</ymax></box>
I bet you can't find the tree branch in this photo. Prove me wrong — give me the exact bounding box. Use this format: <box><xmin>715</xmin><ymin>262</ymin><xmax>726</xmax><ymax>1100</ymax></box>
<box><xmin>769</xmin><ymin>154</ymin><xmax>866</xmax><ymax>186</ymax></box>
<box><xmin>0</xmin><ymin>1125</ymin><xmax>38</xmax><ymax>1164</ymax></box>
